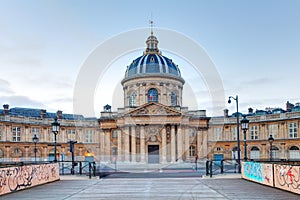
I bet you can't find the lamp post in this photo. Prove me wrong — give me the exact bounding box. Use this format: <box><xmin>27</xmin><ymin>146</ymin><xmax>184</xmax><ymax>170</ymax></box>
<box><xmin>228</xmin><ymin>95</ymin><xmax>241</xmax><ymax>173</ymax></box>
<box><xmin>268</xmin><ymin>134</ymin><xmax>274</xmax><ymax>162</ymax></box>
<box><xmin>51</xmin><ymin>118</ymin><xmax>60</xmax><ymax>162</ymax></box>
<box><xmin>241</xmin><ymin>115</ymin><xmax>249</xmax><ymax>161</ymax></box>
<box><xmin>32</xmin><ymin>134</ymin><xmax>39</xmax><ymax>162</ymax></box>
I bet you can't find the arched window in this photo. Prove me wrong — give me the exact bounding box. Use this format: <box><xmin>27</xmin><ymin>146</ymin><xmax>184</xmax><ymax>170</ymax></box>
<box><xmin>232</xmin><ymin>147</ymin><xmax>238</xmax><ymax>160</ymax></box>
<box><xmin>148</xmin><ymin>88</ymin><xmax>158</xmax><ymax>102</ymax></box>
<box><xmin>289</xmin><ymin>146</ymin><xmax>300</xmax><ymax>160</ymax></box>
<box><xmin>170</xmin><ymin>92</ymin><xmax>177</xmax><ymax>106</ymax></box>
<box><xmin>129</xmin><ymin>92</ymin><xmax>136</xmax><ymax>107</ymax></box>
<box><xmin>250</xmin><ymin>146</ymin><xmax>260</xmax><ymax>160</ymax></box>
<box><xmin>271</xmin><ymin>146</ymin><xmax>280</xmax><ymax>160</ymax></box>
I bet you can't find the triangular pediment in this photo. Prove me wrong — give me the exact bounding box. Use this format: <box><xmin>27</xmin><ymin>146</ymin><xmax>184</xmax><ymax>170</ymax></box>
<box><xmin>124</xmin><ymin>102</ymin><xmax>182</xmax><ymax>116</ymax></box>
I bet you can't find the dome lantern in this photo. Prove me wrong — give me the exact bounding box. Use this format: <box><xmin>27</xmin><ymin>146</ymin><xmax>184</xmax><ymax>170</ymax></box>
<box><xmin>145</xmin><ymin>34</ymin><xmax>159</xmax><ymax>54</ymax></box>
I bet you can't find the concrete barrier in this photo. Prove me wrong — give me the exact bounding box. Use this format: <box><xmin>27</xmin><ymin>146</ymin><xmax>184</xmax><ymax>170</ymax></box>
<box><xmin>242</xmin><ymin>161</ymin><xmax>300</xmax><ymax>195</ymax></box>
<box><xmin>0</xmin><ymin>163</ymin><xmax>60</xmax><ymax>196</ymax></box>
<box><xmin>241</xmin><ymin>162</ymin><xmax>274</xmax><ymax>187</ymax></box>
<box><xmin>274</xmin><ymin>164</ymin><xmax>300</xmax><ymax>195</ymax></box>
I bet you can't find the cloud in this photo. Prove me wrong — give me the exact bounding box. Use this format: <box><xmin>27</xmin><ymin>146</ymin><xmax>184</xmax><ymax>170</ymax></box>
<box><xmin>0</xmin><ymin>79</ymin><xmax>14</xmax><ymax>94</ymax></box>
<box><xmin>0</xmin><ymin>95</ymin><xmax>45</xmax><ymax>109</ymax></box>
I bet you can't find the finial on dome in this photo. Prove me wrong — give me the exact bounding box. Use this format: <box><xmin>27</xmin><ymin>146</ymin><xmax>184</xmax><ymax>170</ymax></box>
<box><xmin>145</xmin><ymin>20</ymin><xmax>160</xmax><ymax>54</ymax></box>
<box><xmin>149</xmin><ymin>20</ymin><xmax>154</xmax><ymax>35</ymax></box>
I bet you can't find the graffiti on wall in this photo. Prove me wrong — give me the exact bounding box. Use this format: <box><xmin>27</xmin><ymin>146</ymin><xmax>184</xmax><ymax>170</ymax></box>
<box><xmin>0</xmin><ymin>163</ymin><xmax>59</xmax><ymax>195</ymax></box>
<box><xmin>242</xmin><ymin>162</ymin><xmax>273</xmax><ymax>186</ymax></box>
<box><xmin>274</xmin><ymin>164</ymin><xmax>300</xmax><ymax>194</ymax></box>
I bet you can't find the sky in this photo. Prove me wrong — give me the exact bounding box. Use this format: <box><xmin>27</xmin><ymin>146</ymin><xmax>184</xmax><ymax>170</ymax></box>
<box><xmin>0</xmin><ymin>0</ymin><xmax>299</xmax><ymax>117</ymax></box>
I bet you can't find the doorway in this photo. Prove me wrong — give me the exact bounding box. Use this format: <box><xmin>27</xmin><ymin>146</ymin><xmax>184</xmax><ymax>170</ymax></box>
<box><xmin>148</xmin><ymin>145</ymin><xmax>159</xmax><ymax>164</ymax></box>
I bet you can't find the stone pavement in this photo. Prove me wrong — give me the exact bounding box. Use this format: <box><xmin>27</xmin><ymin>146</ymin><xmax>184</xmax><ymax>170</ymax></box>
<box><xmin>1</xmin><ymin>174</ymin><xmax>299</xmax><ymax>199</ymax></box>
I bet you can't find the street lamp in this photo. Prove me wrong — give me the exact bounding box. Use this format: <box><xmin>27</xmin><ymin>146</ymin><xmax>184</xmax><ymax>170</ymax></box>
<box><xmin>268</xmin><ymin>134</ymin><xmax>274</xmax><ymax>162</ymax></box>
<box><xmin>228</xmin><ymin>95</ymin><xmax>241</xmax><ymax>173</ymax></box>
<box><xmin>32</xmin><ymin>134</ymin><xmax>39</xmax><ymax>162</ymax></box>
<box><xmin>241</xmin><ymin>115</ymin><xmax>249</xmax><ymax>161</ymax></box>
<box><xmin>51</xmin><ymin>118</ymin><xmax>60</xmax><ymax>162</ymax></box>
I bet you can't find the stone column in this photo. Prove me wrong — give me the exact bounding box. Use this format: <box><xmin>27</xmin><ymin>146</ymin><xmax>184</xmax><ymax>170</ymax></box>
<box><xmin>140</xmin><ymin>126</ymin><xmax>146</xmax><ymax>163</ymax></box>
<box><xmin>171</xmin><ymin>125</ymin><xmax>176</xmax><ymax>163</ymax></box>
<box><xmin>25</xmin><ymin>127</ymin><xmax>29</xmax><ymax>142</ymax></box>
<box><xmin>197</xmin><ymin>129</ymin><xmax>202</xmax><ymax>157</ymax></box>
<box><xmin>124</xmin><ymin>126</ymin><xmax>130</xmax><ymax>162</ymax></box>
<box><xmin>281</xmin><ymin>143</ymin><xmax>286</xmax><ymax>160</ymax></box>
<box><xmin>184</xmin><ymin>127</ymin><xmax>190</xmax><ymax>160</ymax></box>
<box><xmin>100</xmin><ymin>130</ymin><xmax>105</xmax><ymax>161</ymax></box>
<box><xmin>131</xmin><ymin>126</ymin><xmax>136</xmax><ymax>162</ymax></box>
<box><xmin>5</xmin><ymin>146</ymin><xmax>10</xmax><ymax>161</ymax></box>
<box><xmin>202</xmin><ymin>129</ymin><xmax>208</xmax><ymax>159</ymax></box>
<box><xmin>105</xmin><ymin>130</ymin><xmax>111</xmax><ymax>162</ymax></box>
<box><xmin>261</xmin><ymin>144</ymin><xmax>266</xmax><ymax>160</ymax></box>
<box><xmin>117</xmin><ymin>129</ymin><xmax>122</xmax><ymax>162</ymax></box>
<box><xmin>177</xmin><ymin>126</ymin><xmax>183</xmax><ymax>162</ymax></box>
<box><xmin>161</xmin><ymin>127</ymin><xmax>167</xmax><ymax>163</ymax></box>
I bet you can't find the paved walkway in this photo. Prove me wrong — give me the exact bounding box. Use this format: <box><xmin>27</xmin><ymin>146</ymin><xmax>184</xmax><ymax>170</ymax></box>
<box><xmin>2</xmin><ymin>174</ymin><xmax>299</xmax><ymax>199</ymax></box>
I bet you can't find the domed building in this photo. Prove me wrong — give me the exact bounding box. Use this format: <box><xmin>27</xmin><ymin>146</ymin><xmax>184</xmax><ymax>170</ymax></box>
<box><xmin>122</xmin><ymin>33</ymin><xmax>184</xmax><ymax>108</ymax></box>
<box><xmin>99</xmin><ymin>32</ymin><xmax>210</xmax><ymax>164</ymax></box>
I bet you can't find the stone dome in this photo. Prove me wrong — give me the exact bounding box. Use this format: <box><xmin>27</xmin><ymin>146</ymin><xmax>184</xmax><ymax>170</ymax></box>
<box><xmin>124</xmin><ymin>33</ymin><xmax>182</xmax><ymax>80</ymax></box>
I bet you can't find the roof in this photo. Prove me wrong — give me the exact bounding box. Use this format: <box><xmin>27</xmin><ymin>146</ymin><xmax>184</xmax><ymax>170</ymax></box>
<box><xmin>124</xmin><ymin>33</ymin><xmax>182</xmax><ymax>80</ymax></box>
<box><xmin>1</xmin><ymin>107</ymin><xmax>85</xmax><ymax>120</ymax></box>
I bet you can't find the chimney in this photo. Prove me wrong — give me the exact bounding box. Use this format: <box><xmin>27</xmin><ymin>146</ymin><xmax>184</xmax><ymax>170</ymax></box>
<box><xmin>3</xmin><ymin>104</ymin><xmax>9</xmax><ymax>115</ymax></box>
<box><xmin>248</xmin><ymin>107</ymin><xmax>253</xmax><ymax>114</ymax></box>
<box><xmin>286</xmin><ymin>101</ymin><xmax>294</xmax><ymax>112</ymax></box>
<box><xmin>56</xmin><ymin>110</ymin><xmax>63</xmax><ymax>119</ymax></box>
<box><xmin>40</xmin><ymin>109</ymin><xmax>46</xmax><ymax>119</ymax></box>
<box><xmin>224</xmin><ymin>109</ymin><xmax>229</xmax><ymax>118</ymax></box>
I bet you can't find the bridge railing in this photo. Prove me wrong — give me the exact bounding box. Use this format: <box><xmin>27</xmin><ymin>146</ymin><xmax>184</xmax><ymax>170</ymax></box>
<box><xmin>206</xmin><ymin>159</ymin><xmax>238</xmax><ymax>177</ymax></box>
<box><xmin>58</xmin><ymin>161</ymin><xmax>96</xmax><ymax>178</ymax></box>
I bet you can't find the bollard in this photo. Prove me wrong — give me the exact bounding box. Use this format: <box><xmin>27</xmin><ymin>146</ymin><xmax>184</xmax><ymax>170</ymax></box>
<box><xmin>79</xmin><ymin>162</ymin><xmax>82</xmax><ymax>175</ymax></box>
<box><xmin>206</xmin><ymin>160</ymin><xmax>210</xmax><ymax>176</ymax></box>
<box><xmin>221</xmin><ymin>160</ymin><xmax>224</xmax><ymax>174</ymax></box>
<box><xmin>89</xmin><ymin>162</ymin><xmax>92</xmax><ymax>179</ymax></box>
<box><xmin>209</xmin><ymin>160</ymin><xmax>213</xmax><ymax>178</ymax></box>
<box><xmin>93</xmin><ymin>162</ymin><xmax>96</xmax><ymax>177</ymax></box>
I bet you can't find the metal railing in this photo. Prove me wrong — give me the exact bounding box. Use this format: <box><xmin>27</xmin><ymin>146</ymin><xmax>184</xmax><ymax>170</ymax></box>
<box><xmin>59</xmin><ymin>161</ymin><xmax>96</xmax><ymax>178</ymax></box>
<box><xmin>0</xmin><ymin>161</ymin><xmax>97</xmax><ymax>179</ymax></box>
<box><xmin>206</xmin><ymin>159</ymin><xmax>238</xmax><ymax>177</ymax></box>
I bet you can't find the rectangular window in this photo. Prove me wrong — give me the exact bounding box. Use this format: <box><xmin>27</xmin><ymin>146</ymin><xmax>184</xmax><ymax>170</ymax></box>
<box><xmin>189</xmin><ymin>146</ymin><xmax>196</xmax><ymax>157</ymax></box>
<box><xmin>12</xmin><ymin>126</ymin><xmax>21</xmax><ymax>142</ymax></box>
<box><xmin>112</xmin><ymin>130</ymin><xmax>118</xmax><ymax>138</ymax></box>
<box><xmin>189</xmin><ymin>129</ymin><xmax>196</xmax><ymax>138</ymax></box>
<box><xmin>67</xmin><ymin>129</ymin><xmax>76</xmax><ymax>141</ymax></box>
<box><xmin>214</xmin><ymin>127</ymin><xmax>222</xmax><ymax>141</ymax></box>
<box><xmin>250</xmin><ymin>126</ymin><xmax>259</xmax><ymax>140</ymax></box>
<box><xmin>85</xmin><ymin>130</ymin><xmax>94</xmax><ymax>143</ymax></box>
<box><xmin>289</xmin><ymin>122</ymin><xmax>298</xmax><ymax>138</ymax></box>
<box><xmin>31</xmin><ymin>127</ymin><xmax>40</xmax><ymax>137</ymax></box>
<box><xmin>268</xmin><ymin>124</ymin><xmax>278</xmax><ymax>139</ymax></box>
<box><xmin>231</xmin><ymin>127</ymin><xmax>237</xmax><ymax>141</ymax></box>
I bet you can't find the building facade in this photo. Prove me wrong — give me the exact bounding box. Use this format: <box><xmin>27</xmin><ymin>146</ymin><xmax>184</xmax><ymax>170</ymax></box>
<box><xmin>99</xmin><ymin>32</ymin><xmax>210</xmax><ymax>164</ymax></box>
<box><xmin>0</xmin><ymin>106</ymin><xmax>99</xmax><ymax>162</ymax></box>
<box><xmin>0</xmin><ymin>33</ymin><xmax>299</xmax><ymax>164</ymax></box>
<box><xmin>208</xmin><ymin>103</ymin><xmax>300</xmax><ymax>161</ymax></box>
